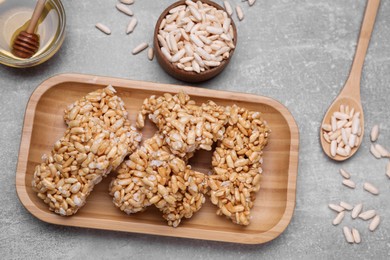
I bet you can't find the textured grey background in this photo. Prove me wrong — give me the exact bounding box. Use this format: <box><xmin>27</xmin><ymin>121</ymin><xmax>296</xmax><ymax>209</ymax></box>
<box><xmin>1</xmin><ymin>0</ymin><xmax>390</xmax><ymax>259</ymax></box>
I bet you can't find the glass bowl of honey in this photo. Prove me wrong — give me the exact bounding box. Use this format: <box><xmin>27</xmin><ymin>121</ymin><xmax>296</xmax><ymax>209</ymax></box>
<box><xmin>0</xmin><ymin>0</ymin><xmax>66</xmax><ymax>68</ymax></box>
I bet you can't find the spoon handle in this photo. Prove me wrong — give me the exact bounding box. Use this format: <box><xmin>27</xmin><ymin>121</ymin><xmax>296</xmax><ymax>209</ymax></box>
<box><xmin>26</xmin><ymin>0</ymin><xmax>47</xmax><ymax>34</ymax></box>
<box><xmin>346</xmin><ymin>0</ymin><xmax>380</xmax><ymax>91</ymax></box>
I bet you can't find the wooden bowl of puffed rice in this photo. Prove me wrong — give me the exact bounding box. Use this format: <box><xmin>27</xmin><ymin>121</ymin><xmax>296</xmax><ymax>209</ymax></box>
<box><xmin>154</xmin><ymin>0</ymin><xmax>237</xmax><ymax>83</ymax></box>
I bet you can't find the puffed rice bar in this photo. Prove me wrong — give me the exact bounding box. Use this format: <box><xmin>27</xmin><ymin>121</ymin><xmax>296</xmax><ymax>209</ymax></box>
<box><xmin>209</xmin><ymin>105</ymin><xmax>270</xmax><ymax>225</ymax></box>
<box><xmin>136</xmin><ymin>92</ymin><xmax>227</xmax><ymax>157</ymax></box>
<box><xmin>32</xmin><ymin>86</ymin><xmax>141</xmax><ymax>216</ymax></box>
<box><xmin>110</xmin><ymin>134</ymin><xmax>207</xmax><ymax>227</ymax></box>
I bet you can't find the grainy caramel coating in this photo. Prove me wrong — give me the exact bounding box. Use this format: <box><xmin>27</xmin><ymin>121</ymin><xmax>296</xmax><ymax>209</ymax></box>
<box><xmin>110</xmin><ymin>134</ymin><xmax>207</xmax><ymax>227</ymax></box>
<box><xmin>137</xmin><ymin>92</ymin><xmax>227</xmax><ymax>157</ymax></box>
<box><xmin>209</xmin><ymin>105</ymin><xmax>270</xmax><ymax>225</ymax></box>
<box><xmin>32</xmin><ymin>86</ymin><xmax>141</xmax><ymax>216</ymax></box>
<box><xmin>110</xmin><ymin>134</ymin><xmax>171</xmax><ymax>214</ymax></box>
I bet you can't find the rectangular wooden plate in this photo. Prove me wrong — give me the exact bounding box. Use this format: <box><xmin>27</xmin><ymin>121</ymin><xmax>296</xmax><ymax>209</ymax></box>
<box><xmin>16</xmin><ymin>73</ymin><xmax>299</xmax><ymax>244</ymax></box>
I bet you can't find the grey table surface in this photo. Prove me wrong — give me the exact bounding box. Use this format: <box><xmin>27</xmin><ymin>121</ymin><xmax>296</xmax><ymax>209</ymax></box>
<box><xmin>1</xmin><ymin>0</ymin><xmax>390</xmax><ymax>259</ymax></box>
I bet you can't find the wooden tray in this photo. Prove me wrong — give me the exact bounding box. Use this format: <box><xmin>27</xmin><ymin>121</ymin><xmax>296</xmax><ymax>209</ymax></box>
<box><xmin>16</xmin><ymin>74</ymin><xmax>299</xmax><ymax>244</ymax></box>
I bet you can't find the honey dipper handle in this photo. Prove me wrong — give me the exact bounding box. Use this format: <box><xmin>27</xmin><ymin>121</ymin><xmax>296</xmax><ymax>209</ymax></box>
<box><xmin>348</xmin><ymin>0</ymin><xmax>380</xmax><ymax>86</ymax></box>
<box><xmin>26</xmin><ymin>0</ymin><xmax>47</xmax><ymax>34</ymax></box>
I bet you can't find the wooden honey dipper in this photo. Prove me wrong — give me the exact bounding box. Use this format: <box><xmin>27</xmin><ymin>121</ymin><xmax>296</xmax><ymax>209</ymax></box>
<box><xmin>12</xmin><ymin>0</ymin><xmax>46</xmax><ymax>59</ymax></box>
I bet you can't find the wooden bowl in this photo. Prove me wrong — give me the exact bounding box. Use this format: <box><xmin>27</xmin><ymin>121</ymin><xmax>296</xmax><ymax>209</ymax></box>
<box><xmin>153</xmin><ymin>0</ymin><xmax>237</xmax><ymax>83</ymax></box>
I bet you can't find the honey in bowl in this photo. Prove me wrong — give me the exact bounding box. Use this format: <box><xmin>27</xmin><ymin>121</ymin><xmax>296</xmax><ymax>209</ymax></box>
<box><xmin>0</xmin><ymin>0</ymin><xmax>63</xmax><ymax>65</ymax></box>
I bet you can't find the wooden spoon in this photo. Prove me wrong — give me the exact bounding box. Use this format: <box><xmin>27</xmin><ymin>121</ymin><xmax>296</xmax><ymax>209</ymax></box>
<box><xmin>320</xmin><ymin>0</ymin><xmax>380</xmax><ymax>161</ymax></box>
<box><xmin>12</xmin><ymin>0</ymin><xmax>46</xmax><ymax>59</ymax></box>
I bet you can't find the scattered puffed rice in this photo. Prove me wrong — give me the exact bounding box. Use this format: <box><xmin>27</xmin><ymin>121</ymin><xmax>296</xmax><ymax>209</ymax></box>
<box><xmin>120</xmin><ymin>0</ymin><xmax>134</xmax><ymax>4</ymax></box>
<box><xmin>116</xmin><ymin>3</ymin><xmax>133</xmax><ymax>16</ymax></box>
<box><xmin>343</xmin><ymin>227</ymin><xmax>354</xmax><ymax>243</ymax></box>
<box><xmin>342</xmin><ymin>179</ymin><xmax>356</xmax><ymax>189</ymax></box>
<box><xmin>329</xmin><ymin>203</ymin><xmax>344</xmax><ymax>213</ymax></box>
<box><xmin>369</xmin><ymin>215</ymin><xmax>380</xmax><ymax>231</ymax></box>
<box><xmin>351</xmin><ymin>203</ymin><xmax>363</xmax><ymax>219</ymax></box>
<box><xmin>359</xmin><ymin>210</ymin><xmax>376</xmax><ymax>220</ymax></box>
<box><xmin>370</xmin><ymin>124</ymin><xmax>379</xmax><ymax>142</ymax></box>
<box><xmin>352</xmin><ymin>228</ymin><xmax>361</xmax><ymax>244</ymax></box>
<box><xmin>148</xmin><ymin>48</ymin><xmax>154</xmax><ymax>61</ymax></box>
<box><xmin>126</xmin><ymin>18</ymin><xmax>138</xmax><ymax>34</ymax></box>
<box><xmin>340</xmin><ymin>201</ymin><xmax>353</xmax><ymax>211</ymax></box>
<box><xmin>374</xmin><ymin>144</ymin><xmax>390</xmax><ymax>157</ymax></box>
<box><xmin>132</xmin><ymin>42</ymin><xmax>149</xmax><ymax>54</ymax></box>
<box><xmin>339</xmin><ymin>168</ymin><xmax>351</xmax><ymax>179</ymax></box>
<box><xmin>370</xmin><ymin>144</ymin><xmax>381</xmax><ymax>159</ymax></box>
<box><xmin>363</xmin><ymin>182</ymin><xmax>379</xmax><ymax>195</ymax></box>
<box><xmin>332</xmin><ymin>211</ymin><xmax>345</xmax><ymax>226</ymax></box>
<box><xmin>95</xmin><ymin>23</ymin><xmax>111</xmax><ymax>35</ymax></box>
<box><xmin>236</xmin><ymin>5</ymin><xmax>244</xmax><ymax>20</ymax></box>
